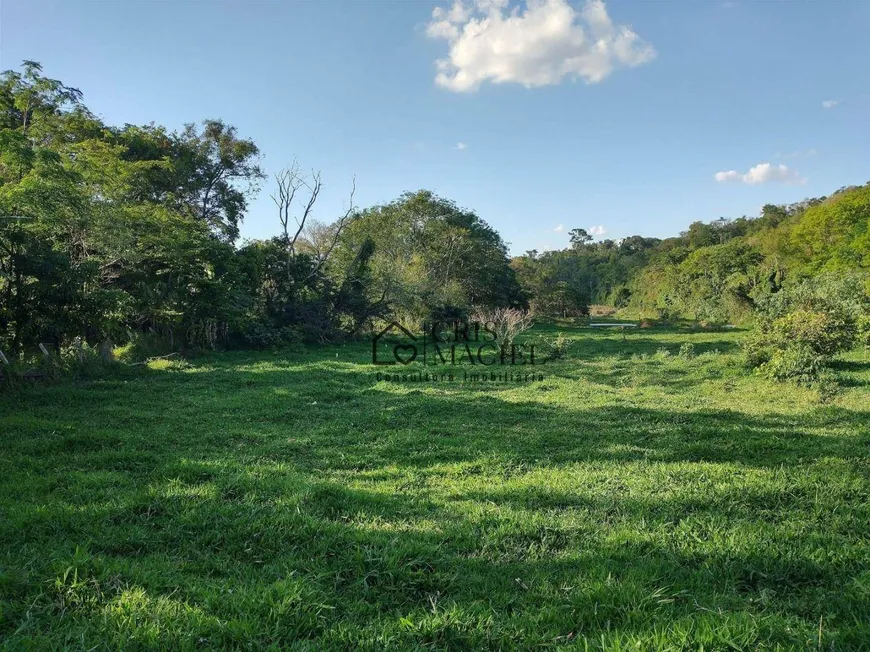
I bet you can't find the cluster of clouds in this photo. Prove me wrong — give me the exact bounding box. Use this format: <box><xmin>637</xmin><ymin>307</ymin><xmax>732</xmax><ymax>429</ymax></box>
<box><xmin>424</xmin><ymin>3</ymin><xmax>843</xmax><ymax>192</ymax></box>
<box><xmin>713</xmin><ymin>96</ymin><xmax>842</xmax><ymax>186</ymax></box>
<box><xmin>713</xmin><ymin>162</ymin><xmax>806</xmax><ymax>186</ymax></box>
<box><xmin>425</xmin><ymin>0</ymin><xmax>656</xmax><ymax>92</ymax></box>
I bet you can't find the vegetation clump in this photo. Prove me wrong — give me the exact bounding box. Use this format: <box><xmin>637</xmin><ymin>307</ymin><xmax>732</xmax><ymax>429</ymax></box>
<box><xmin>541</xmin><ymin>331</ymin><xmax>572</xmax><ymax>361</ymax></box>
<box><xmin>470</xmin><ymin>307</ymin><xmax>534</xmax><ymax>348</ymax></box>
<box><xmin>743</xmin><ymin>274</ymin><xmax>868</xmax><ymax>386</ymax></box>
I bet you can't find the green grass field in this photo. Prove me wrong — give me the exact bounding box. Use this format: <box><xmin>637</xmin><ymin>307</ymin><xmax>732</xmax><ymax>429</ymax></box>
<box><xmin>1</xmin><ymin>324</ymin><xmax>869</xmax><ymax>649</ymax></box>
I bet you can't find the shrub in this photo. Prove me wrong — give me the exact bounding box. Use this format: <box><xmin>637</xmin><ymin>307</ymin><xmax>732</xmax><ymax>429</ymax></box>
<box><xmin>760</xmin><ymin>345</ymin><xmax>826</xmax><ymax>385</ymax></box>
<box><xmin>542</xmin><ymin>332</ymin><xmax>572</xmax><ymax>361</ymax></box>
<box><xmin>744</xmin><ymin>307</ymin><xmax>856</xmax><ymax>385</ymax></box>
<box><xmin>815</xmin><ymin>370</ymin><xmax>843</xmax><ymax>404</ymax></box>
<box><xmin>741</xmin><ymin>329</ymin><xmax>772</xmax><ymax>368</ymax></box>
<box><xmin>240</xmin><ymin>323</ymin><xmax>304</xmax><ymax>349</ymax></box>
<box><xmin>678</xmin><ymin>342</ymin><xmax>696</xmax><ymax>359</ymax></box>
<box><xmin>754</xmin><ymin>272</ymin><xmax>870</xmax><ymax>332</ymax></box>
<box><xmin>0</xmin><ymin>341</ymin><xmax>124</xmax><ymax>387</ymax></box>
<box><xmin>471</xmin><ymin>307</ymin><xmax>534</xmax><ymax>348</ymax></box>
<box><xmin>427</xmin><ymin>305</ymin><xmax>469</xmax><ymax>329</ymax></box>
<box><xmin>769</xmin><ymin>310</ymin><xmax>854</xmax><ymax>357</ymax></box>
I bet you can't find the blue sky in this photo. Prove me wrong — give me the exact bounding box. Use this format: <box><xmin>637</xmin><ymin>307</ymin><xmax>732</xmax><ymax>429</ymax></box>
<box><xmin>2</xmin><ymin>0</ymin><xmax>868</xmax><ymax>253</ymax></box>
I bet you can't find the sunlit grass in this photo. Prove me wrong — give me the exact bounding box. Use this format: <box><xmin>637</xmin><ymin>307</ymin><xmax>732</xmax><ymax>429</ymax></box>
<box><xmin>1</xmin><ymin>324</ymin><xmax>868</xmax><ymax>649</ymax></box>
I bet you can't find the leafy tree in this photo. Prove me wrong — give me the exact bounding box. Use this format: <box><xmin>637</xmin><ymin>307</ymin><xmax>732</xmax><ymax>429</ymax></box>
<box><xmin>788</xmin><ymin>184</ymin><xmax>870</xmax><ymax>273</ymax></box>
<box><xmin>0</xmin><ymin>60</ymin><xmax>83</xmax><ymax>138</ymax></box>
<box><xmin>114</xmin><ymin>120</ymin><xmax>264</xmax><ymax>242</ymax></box>
<box><xmin>569</xmin><ymin>228</ymin><xmax>592</xmax><ymax>248</ymax></box>
<box><xmin>336</xmin><ymin>190</ymin><xmax>525</xmax><ymax>323</ymax></box>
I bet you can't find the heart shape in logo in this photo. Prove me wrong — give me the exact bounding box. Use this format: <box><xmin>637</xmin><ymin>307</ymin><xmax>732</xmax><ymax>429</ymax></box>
<box><xmin>393</xmin><ymin>344</ymin><xmax>417</xmax><ymax>365</ymax></box>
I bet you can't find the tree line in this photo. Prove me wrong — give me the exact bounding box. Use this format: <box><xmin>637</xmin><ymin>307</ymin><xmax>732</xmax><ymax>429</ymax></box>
<box><xmin>1</xmin><ymin>61</ymin><xmax>868</xmax><ymax>367</ymax></box>
<box><xmin>0</xmin><ymin>62</ymin><xmax>526</xmax><ymax>358</ymax></box>
<box><xmin>513</xmin><ymin>192</ymin><xmax>869</xmax><ymax>324</ymax></box>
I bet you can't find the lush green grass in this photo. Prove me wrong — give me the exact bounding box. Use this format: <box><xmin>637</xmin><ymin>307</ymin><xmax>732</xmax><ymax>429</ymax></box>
<box><xmin>1</xmin><ymin>324</ymin><xmax>869</xmax><ymax>649</ymax></box>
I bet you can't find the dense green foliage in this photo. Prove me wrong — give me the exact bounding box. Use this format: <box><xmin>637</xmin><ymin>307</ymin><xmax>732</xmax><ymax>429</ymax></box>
<box><xmin>512</xmin><ymin>192</ymin><xmax>869</xmax><ymax>325</ymax></box>
<box><xmin>0</xmin><ymin>62</ymin><xmax>265</xmax><ymax>354</ymax></box>
<box><xmin>510</xmin><ymin>187</ymin><xmax>869</xmax><ymax>386</ymax></box>
<box><xmin>2</xmin><ymin>60</ymin><xmax>868</xmax><ymax>369</ymax></box>
<box><xmin>0</xmin><ymin>63</ymin><xmax>520</xmax><ymax>357</ymax></box>
<box><xmin>337</xmin><ymin>190</ymin><xmax>526</xmax><ymax>324</ymax></box>
<box><xmin>1</xmin><ymin>325</ymin><xmax>868</xmax><ymax>648</ymax></box>
<box><xmin>742</xmin><ymin>273</ymin><xmax>868</xmax><ymax>385</ymax></box>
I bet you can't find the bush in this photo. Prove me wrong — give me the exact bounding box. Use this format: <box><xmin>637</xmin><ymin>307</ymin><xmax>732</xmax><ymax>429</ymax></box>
<box><xmin>857</xmin><ymin>314</ymin><xmax>870</xmax><ymax>348</ymax></box>
<box><xmin>743</xmin><ymin>307</ymin><xmax>856</xmax><ymax>386</ymax></box>
<box><xmin>770</xmin><ymin>310</ymin><xmax>854</xmax><ymax>356</ymax></box>
<box><xmin>755</xmin><ymin>272</ymin><xmax>869</xmax><ymax>324</ymax></box>
<box><xmin>427</xmin><ymin>305</ymin><xmax>469</xmax><ymax>328</ymax></box>
<box><xmin>678</xmin><ymin>342</ymin><xmax>696</xmax><ymax>359</ymax></box>
<box><xmin>815</xmin><ymin>370</ymin><xmax>843</xmax><ymax>404</ymax></box>
<box><xmin>760</xmin><ymin>345</ymin><xmax>826</xmax><ymax>385</ymax></box>
<box><xmin>741</xmin><ymin>329</ymin><xmax>772</xmax><ymax>368</ymax></box>
<box><xmin>0</xmin><ymin>341</ymin><xmax>122</xmax><ymax>387</ymax></box>
<box><xmin>471</xmin><ymin>307</ymin><xmax>534</xmax><ymax>348</ymax></box>
<box><xmin>542</xmin><ymin>332</ymin><xmax>572</xmax><ymax>361</ymax></box>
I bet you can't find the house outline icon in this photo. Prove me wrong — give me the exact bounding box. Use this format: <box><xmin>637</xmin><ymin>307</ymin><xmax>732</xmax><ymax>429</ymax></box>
<box><xmin>372</xmin><ymin>321</ymin><xmax>418</xmax><ymax>366</ymax></box>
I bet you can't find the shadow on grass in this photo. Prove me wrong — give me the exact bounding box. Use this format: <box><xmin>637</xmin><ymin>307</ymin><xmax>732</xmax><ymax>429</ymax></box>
<box><xmin>5</xmin><ymin>462</ymin><xmax>867</xmax><ymax>648</ymax></box>
<box><xmin>1</xmin><ymin>343</ymin><xmax>869</xmax><ymax>648</ymax></box>
<box><xmin>6</xmin><ymin>360</ymin><xmax>867</xmax><ymax>474</ymax></box>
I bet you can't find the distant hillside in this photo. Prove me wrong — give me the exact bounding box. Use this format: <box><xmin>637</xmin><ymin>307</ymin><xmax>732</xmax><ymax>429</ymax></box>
<box><xmin>512</xmin><ymin>182</ymin><xmax>870</xmax><ymax>322</ymax></box>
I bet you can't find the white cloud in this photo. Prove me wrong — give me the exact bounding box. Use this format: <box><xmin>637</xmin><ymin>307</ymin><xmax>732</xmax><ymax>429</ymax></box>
<box><xmin>553</xmin><ymin>223</ymin><xmax>564</xmax><ymax>232</ymax></box>
<box><xmin>455</xmin><ymin>141</ymin><xmax>468</xmax><ymax>150</ymax></box>
<box><xmin>714</xmin><ymin>170</ymin><xmax>741</xmax><ymax>183</ymax></box>
<box><xmin>821</xmin><ymin>99</ymin><xmax>839</xmax><ymax>109</ymax></box>
<box><xmin>714</xmin><ymin>162</ymin><xmax>806</xmax><ymax>186</ymax></box>
<box><xmin>588</xmin><ymin>225</ymin><xmax>606</xmax><ymax>236</ymax></box>
<box><xmin>425</xmin><ymin>0</ymin><xmax>656</xmax><ymax>92</ymax></box>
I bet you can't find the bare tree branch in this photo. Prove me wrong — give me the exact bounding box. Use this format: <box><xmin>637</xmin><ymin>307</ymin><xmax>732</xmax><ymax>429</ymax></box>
<box><xmin>293</xmin><ymin>170</ymin><xmax>322</xmax><ymax>255</ymax></box>
<box><xmin>304</xmin><ymin>175</ymin><xmax>355</xmax><ymax>281</ymax></box>
<box><xmin>272</xmin><ymin>161</ymin><xmax>356</xmax><ymax>282</ymax></box>
<box><xmin>271</xmin><ymin>162</ymin><xmax>301</xmax><ymax>248</ymax></box>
